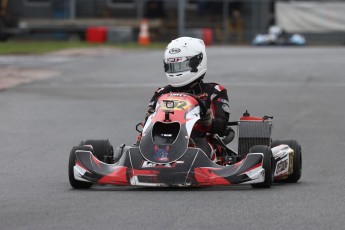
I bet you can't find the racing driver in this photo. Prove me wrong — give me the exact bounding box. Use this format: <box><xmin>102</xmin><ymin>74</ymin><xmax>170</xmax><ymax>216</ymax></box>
<box><xmin>144</xmin><ymin>37</ymin><xmax>230</xmax><ymax>160</ymax></box>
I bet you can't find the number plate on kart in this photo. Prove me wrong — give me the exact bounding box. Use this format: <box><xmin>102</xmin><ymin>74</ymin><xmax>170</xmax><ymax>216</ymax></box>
<box><xmin>161</xmin><ymin>99</ymin><xmax>190</xmax><ymax>111</ymax></box>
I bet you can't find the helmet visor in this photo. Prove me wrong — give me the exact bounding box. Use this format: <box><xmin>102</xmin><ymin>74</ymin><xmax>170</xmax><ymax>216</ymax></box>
<box><xmin>164</xmin><ymin>53</ymin><xmax>203</xmax><ymax>74</ymax></box>
<box><xmin>164</xmin><ymin>57</ymin><xmax>191</xmax><ymax>73</ymax></box>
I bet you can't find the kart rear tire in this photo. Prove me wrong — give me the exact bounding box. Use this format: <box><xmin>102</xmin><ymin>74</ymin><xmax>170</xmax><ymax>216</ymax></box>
<box><xmin>68</xmin><ymin>146</ymin><xmax>93</xmax><ymax>189</ymax></box>
<box><xmin>272</xmin><ymin>140</ymin><xmax>302</xmax><ymax>183</ymax></box>
<box><xmin>250</xmin><ymin>145</ymin><xmax>273</xmax><ymax>188</ymax></box>
<box><xmin>80</xmin><ymin>139</ymin><xmax>113</xmax><ymax>162</ymax></box>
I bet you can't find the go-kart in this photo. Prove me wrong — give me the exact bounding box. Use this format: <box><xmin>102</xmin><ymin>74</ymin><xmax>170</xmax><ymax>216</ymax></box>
<box><xmin>68</xmin><ymin>93</ymin><xmax>302</xmax><ymax>188</ymax></box>
<box><xmin>252</xmin><ymin>25</ymin><xmax>306</xmax><ymax>46</ymax></box>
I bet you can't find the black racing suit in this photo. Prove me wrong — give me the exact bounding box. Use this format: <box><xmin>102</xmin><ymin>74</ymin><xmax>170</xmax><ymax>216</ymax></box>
<box><xmin>146</xmin><ymin>80</ymin><xmax>230</xmax><ymax>158</ymax></box>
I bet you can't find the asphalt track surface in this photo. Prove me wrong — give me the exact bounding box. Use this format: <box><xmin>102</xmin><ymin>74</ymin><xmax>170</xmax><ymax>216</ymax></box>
<box><xmin>0</xmin><ymin>47</ymin><xmax>344</xmax><ymax>230</ymax></box>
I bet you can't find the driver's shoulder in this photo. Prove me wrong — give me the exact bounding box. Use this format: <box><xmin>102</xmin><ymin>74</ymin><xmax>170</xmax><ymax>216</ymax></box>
<box><xmin>154</xmin><ymin>85</ymin><xmax>173</xmax><ymax>95</ymax></box>
<box><xmin>203</xmin><ymin>82</ymin><xmax>226</xmax><ymax>93</ymax></box>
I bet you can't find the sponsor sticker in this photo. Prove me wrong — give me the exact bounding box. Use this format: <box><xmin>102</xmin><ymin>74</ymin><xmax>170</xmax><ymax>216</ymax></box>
<box><xmin>276</xmin><ymin>159</ymin><xmax>288</xmax><ymax>174</ymax></box>
<box><xmin>217</xmin><ymin>98</ymin><xmax>229</xmax><ymax>104</ymax></box>
<box><xmin>142</xmin><ymin>161</ymin><xmax>172</xmax><ymax>168</ymax></box>
<box><xmin>169</xmin><ymin>48</ymin><xmax>181</xmax><ymax>54</ymax></box>
<box><xmin>154</xmin><ymin>146</ymin><xmax>169</xmax><ymax>162</ymax></box>
<box><xmin>167</xmin><ymin>57</ymin><xmax>183</xmax><ymax>63</ymax></box>
<box><xmin>222</xmin><ymin>104</ymin><xmax>231</xmax><ymax>113</ymax></box>
<box><xmin>141</xmin><ymin>160</ymin><xmax>184</xmax><ymax>168</ymax></box>
<box><xmin>169</xmin><ymin>93</ymin><xmax>185</xmax><ymax>97</ymax></box>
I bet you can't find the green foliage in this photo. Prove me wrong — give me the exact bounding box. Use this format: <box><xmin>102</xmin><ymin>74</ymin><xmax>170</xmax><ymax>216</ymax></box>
<box><xmin>0</xmin><ymin>41</ymin><xmax>166</xmax><ymax>54</ymax></box>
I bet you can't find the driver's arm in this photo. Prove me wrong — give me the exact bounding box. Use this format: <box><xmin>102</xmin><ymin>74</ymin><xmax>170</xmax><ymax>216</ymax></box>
<box><xmin>146</xmin><ymin>87</ymin><xmax>168</xmax><ymax>120</ymax></box>
<box><xmin>209</xmin><ymin>89</ymin><xmax>230</xmax><ymax>136</ymax></box>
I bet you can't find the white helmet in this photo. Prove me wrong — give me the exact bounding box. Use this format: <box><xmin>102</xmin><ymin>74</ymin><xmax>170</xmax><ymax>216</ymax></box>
<box><xmin>164</xmin><ymin>37</ymin><xmax>207</xmax><ymax>87</ymax></box>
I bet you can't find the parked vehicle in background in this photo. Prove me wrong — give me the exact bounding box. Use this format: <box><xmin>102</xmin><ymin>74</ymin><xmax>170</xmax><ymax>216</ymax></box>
<box><xmin>252</xmin><ymin>25</ymin><xmax>306</xmax><ymax>46</ymax></box>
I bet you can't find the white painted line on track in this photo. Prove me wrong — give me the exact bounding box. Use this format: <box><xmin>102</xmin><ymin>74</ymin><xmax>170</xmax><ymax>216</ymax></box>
<box><xmin>85</xmin><ymin>82</ymin><xmax>345</xmax><ymax>88</ymax></box>
<box><xmin>23</xmin><ymin>81</ymin><xmax>345</xmax><ymax>90</ymax></box>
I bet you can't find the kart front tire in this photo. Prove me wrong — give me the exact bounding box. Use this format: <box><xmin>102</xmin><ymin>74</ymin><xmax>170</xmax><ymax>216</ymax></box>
<box><xmin>80</xmin><ymin>139</ymin><xmax>113</xmax><ymax>162</ymax></box>
<box><xmin>250</xmin><ymin>145</ymin><xmax>273</xmax><ymax>189</ymax></box>
<box><xmin>272</xmin><ymin>140</ymin><xmax>302</xmax><ymax>183</ymax></box>
<box><xmin>68</xmin><ymin>146</ymin><xmax>93</xmax><ymax>189</ymax></box>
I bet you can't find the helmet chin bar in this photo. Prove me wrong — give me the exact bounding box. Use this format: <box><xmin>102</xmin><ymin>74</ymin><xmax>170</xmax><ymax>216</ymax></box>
<box><xmin>166</xmin><ymin>68</ymin><xmax>207</xmax><ymax>88</ymax></box>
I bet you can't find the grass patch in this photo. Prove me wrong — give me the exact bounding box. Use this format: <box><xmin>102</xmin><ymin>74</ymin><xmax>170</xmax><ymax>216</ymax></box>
<box><xmin>0</xmin><ymin>41</ymin><xmax>94</xmax><ymax>54</ymax></box>
<box><xmin>0</xmin><ymin>41</ymin><xmax>166</xmax><ymax>55</ymax></box>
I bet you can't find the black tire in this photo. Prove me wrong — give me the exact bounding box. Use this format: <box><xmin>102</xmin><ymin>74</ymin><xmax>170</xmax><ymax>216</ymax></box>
<box><xmin>68</xmin><ymin>146</ymin><xmax>93</xmax><ymax>189</ymax></box>
<box><xmin>272</xmin><ymin>140</ymin><xmax>302</xmax><ymax>183</ymax></box>
<box><xmin>250</xmin><ymin>145</ymin><xmax>273</xmax><ymax>188</ymax></box>
<box><xmin>80</xmin><ymin>139</ymin><xmax>113</xmax><ymax>162</ymax></box>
